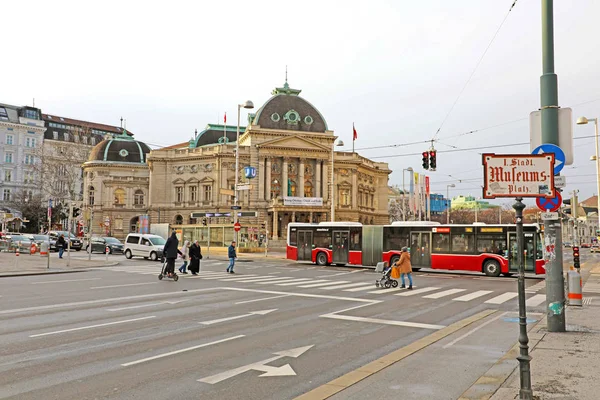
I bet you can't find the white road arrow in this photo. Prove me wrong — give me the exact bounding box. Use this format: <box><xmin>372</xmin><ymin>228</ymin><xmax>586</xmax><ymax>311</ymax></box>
<box><xmin>198</xmin><ymin>345</ymin><xmax>313</xmax><ymax>384</ymax></box>
<box><xmin>199</xmin><ymin>309</ymin><xmax>277</xmax><ymax>325</ymax></box>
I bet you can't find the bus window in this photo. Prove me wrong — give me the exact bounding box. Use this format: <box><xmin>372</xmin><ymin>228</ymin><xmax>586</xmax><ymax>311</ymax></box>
<box><xmin>477</xmin><ymin>236</ymin><xmax>507</xmax><ymax>256</ymax></box>
<box><xmin>314</xmin><ymin>231</ymin><xmax>332</xmax><ymax>249</ymax></box>
<box><xmin>433</xmin><ymin>233</ymin><xmax>450</xmax><ymax>252</ymax></box>
<box><xmin>451</xmin><ymin>234</ymin><xmax>474</xmax><ymax>253</ymax></box>
<box><xmin>350</xmin><ymin>228</ymin><xmax>361</xmax><ymax>251</ymax></box>
<box><xmin>289</xmin><ymin>229</ymin><xmax>297</xmax><ymax>246</ymax></box>
<box><xmin>383</xmin><ymin>227</ymin><xmax>409</xmax><ymax>251</ymax></box>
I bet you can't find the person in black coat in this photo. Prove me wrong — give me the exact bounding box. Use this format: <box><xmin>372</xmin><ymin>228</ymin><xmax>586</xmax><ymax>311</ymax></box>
<box><xmin>188</xmin><ymin>240</ymin><xmax>202</xmax><ymax>275</ymax></box>
<box><xmin>163</xmin><ymin>231</ymin><xmax>182</xmax><ymax>277</ymax></box>
<box><xmin>56</xmin><ymin>234</ymin><xmax>66</xmax><ymax>259</ymax></box>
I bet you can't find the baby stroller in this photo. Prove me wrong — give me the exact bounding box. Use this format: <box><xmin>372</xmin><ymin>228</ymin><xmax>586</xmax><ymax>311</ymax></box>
<box><xmin>158</xmin><ymin>256</ymin><xmax>179</xmax><ymax>281</ymax></box>
<box><xmin>375</xmin><ymin>265</ymin><xmax>398</xmax><ymax>288</ymax></box>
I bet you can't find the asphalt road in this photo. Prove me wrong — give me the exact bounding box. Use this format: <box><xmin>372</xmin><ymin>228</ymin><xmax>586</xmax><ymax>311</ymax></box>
<box><xmin>0</xmin><ymin>254</ymin><xmax>564</xmax><ymax>400</ymax></box>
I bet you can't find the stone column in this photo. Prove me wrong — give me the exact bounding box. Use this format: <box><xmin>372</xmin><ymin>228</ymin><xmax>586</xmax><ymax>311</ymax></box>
<box><xmin>282</xmin><ymin>157</ymin><xmax>289</xmax><ymax>198</ymax></box>
<box><xmin>266</xmin><ymin>158</ymin><xmax>272</xmax><ymax>200</ymax></box>
<box><xmin>291</xmin><ymin>211</ymin><xmax>296</xmax><ymax>223</ymax></box>
<box><xmin>298</xmin><ymin>159</ymin><xmax>305</xmax><ymax>197</ymax></box>
<box><xmin>322</xmin><ymin>160</ymin><xmax>329</xmax><ymax>202</ymax></box>
<box><xmin>273</xmin><ymin>210</ymin><xmax>279</xmax><ymax>239</ymax></box>
<box><xmin>352</xmin><ymin>169</ymin><xmax>358</xmax><ymax>209</ymax></box>
<box><xmin>309</xmin><ymin>211</ymin><xmax>313</xmax><ymax>223</ymax></box>
<box><xmin>258</xmin><ymin>157</ymin><xmax>265</xmax><ymax>201</ymax></box>
<box><xmin>315</xmin><ymin>161</ymin><xmax>321</xmax><ymax>198</ymax></box>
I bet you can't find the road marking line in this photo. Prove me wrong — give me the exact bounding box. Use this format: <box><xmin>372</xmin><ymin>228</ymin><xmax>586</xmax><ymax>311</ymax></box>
<box><xmin>275</xmin><ymin>278</ymin><xmax>314</xmax><ymax>286</ymax></box>
<box><xmin>31</xmin><ymin>278</ymin><xmax>102</xmax><ymax>284</ymax></box>
<box><xmin>218</xmin><ymin>275</ymin><xmax>274</xmax><ymax>282</ymax></box>
<box><xmin>423</xmin><ymin>288</ymin><xmax>466</xmax><ymax>299</ymax></box>
<box><xmin>525</xmin><ymin>294</ymin><xmax>546</xmax><ymax>307</ymax></box>
<box><xmin>235</xmin><ymin>294</ymin><xmax>291</xmax><ymax>304</ymax></box>
<box><xmin>30</xmin><ymin>316</ymin><xmax>156</xmax><ymax>338</ymax></box>
<box><xmin>395</xmin><ymin>287</ymin><xmax>440</xmax><ymax>297</ymax></box>
<box><xmin>484</xmin><ymin>292</ymin><xmax>518</xmax><ymax>304</ymax></box>
<box><xmin>223</xmin><ymin>287</ymin><xmax>380</xmax><ymax>304</ymax></box>
<box><xmin>199</xmin><ymin>309</ymin><xmax>277</xmax><ymax>325</ymax></box>
<box><xmin>442</xmin><ymin>312</ymin><xmax>506</xmax><ymax>348</ymax></box>
<box><xmin>121</xmin><ymin>335</ymin><xmax>245</xmax><ymax>367</ymax></box>
<box><xmin>224</xmin><ymin>276</ymin><xmax>282</xmax><ymax>283</ymax></box>
<box><xmin>321</xmin><ymin>314</ymin><xmax>445</xmax><ymax>330</ymax></box>
<box><xmin>91</xmin><ymin>282</ymin><xmax>158</xmax><ymax>289</ymax></box>
<box><xmin>344</xmin><ymin>284</ymin><xmax>378</xmax><ymax>292</ymax></box>
<box><xmin>279</xmin><ymin>279</ymin><xmax>329</xmax><ymax>287</ymax></box>
<box><xmin>368</xmin><ymin>287</ymin><xmax>405</xmax><ymax>294</ymax></box>
<box><xmin>107</xmin><ymin>301</ymin><xmax>183</xmax><ymax>311</ymax></box>
<box><xmin>317</xmin><ymin>270</ymin><xmax>363</xmax><ymax>278</ymax></box>
<box><xmin>254</xmin><ymin>277</ymin><xmax>298</xmax><ymax>284</ymax></box>
<box><xmin>299</xmin><ymin>281</ymin><xmax>344</xmax><ymax>288</ymax></box>
<box><xmin>321</xmin><ymin>282</ymin><xmax>369</xmax><ymax>290</ymax></box>
<box><xmin>453</xmin><ymin>290</ymin><xmax>493</xmax><ymax>302</ymax></box>
<box><xmin>215</xmin><ymin>274</ymin><xmax>259</xmax><ymax>281</ymax></box>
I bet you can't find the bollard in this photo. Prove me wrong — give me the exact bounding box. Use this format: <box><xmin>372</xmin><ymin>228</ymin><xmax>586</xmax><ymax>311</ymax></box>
<box><xmin>15</xmin><ymin>247</ymin><xmax>19</xmax><ymax>269</ymax></box>
<box><xmin>105</xmin><ymin>246</ymin><xmax>109</xmax><ymax>263</ymax></box>
<box><xmin>40</xmin><ymin>242</ymin><xmax>48</xmax><ymax>257</ymax></box>
<box><xmin>567</xmin><ymin>267</ymin><xmax>582</xmax><ymax>306</ymax></box>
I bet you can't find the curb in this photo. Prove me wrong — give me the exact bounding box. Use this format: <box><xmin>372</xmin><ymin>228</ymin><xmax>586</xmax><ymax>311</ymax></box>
<box><xmin>0</xmin><ymin>261</ymin><xmax>120</xmax><ymax>277</ymax></box>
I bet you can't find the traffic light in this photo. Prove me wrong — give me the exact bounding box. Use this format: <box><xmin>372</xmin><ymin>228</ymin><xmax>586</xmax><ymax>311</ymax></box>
<box><xmin>422</xmin><ymin>151</ymin><xmax>429</xmax><ymax>170</ymax></box>
<box><xmin>72</xmin><ymin>207</ymin><xmax>81</xmax><ymax>218</ymax></box>
<box><xmin>573</xmin><ymin>246</ymin><xmax>580</xmax><ymax>269</ymax></box>
<box><xmin>202</xmin><ymin>218</ymin><xmax>207</xmax><ymax>226</ymax></box>
<box><xmin>429</xmin><ymin>150</ymin><xmax>437</xmax><ymax>171</ymax></box>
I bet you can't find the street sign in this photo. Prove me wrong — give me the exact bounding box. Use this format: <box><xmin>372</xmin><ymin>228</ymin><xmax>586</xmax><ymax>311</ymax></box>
<box><xmin>541</xmin><ymin>212</ymin><xmax>559</xmax><ymax>220</ymax></box>
<box><xmin>221</xmin><ymin>188</ymin><xmax>235</xmax><ymax>196</ymax></box>
<box><xmin>554</xmin><ymin>175</ymin><xmax>566</xmax><ymax>188</ymax></box>
<box><xmin>234</xmin><ymin>222</ymin><xmax>241</xmax><ymax>232</ymax></box>
<box><xmin>531</xmin><ymin>143</ymin><xmax>566</xmax><ymax>175</ymax></box>
<box><xmin>530</xmin><ymin>108</ymin><xmax>573</xmax><ymax>165</ymax></box>
<box><xmin>237</xmin><ymin>184</ymin><xmax>253</xmax><ymax>191</ymax></box>
<box><xmin>536</xmin><ymin>191</ymin><xmax>562</xmax><ymax>212</ymax></box>
<box><xmin>243</xmin><ymin>166</ymin><xmax>257</xmax><ymax>179</ymax></box>
<box><xmin>231</xmin><ymin>205</ymin><xmax>242</xmax><ymax>210</ymax></box>
<box><xmin>191</xmin><ymin>211</ymin><xmax>257</xmax><ymax>218</ymax></box>
<box><xmin>482</xmin><ymin>153</ymin><xmax>555</xmax><ymax>199</ymax></box>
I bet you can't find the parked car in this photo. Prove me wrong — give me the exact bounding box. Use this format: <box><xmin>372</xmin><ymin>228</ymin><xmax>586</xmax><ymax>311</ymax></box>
<box><xmin>563</xmin><ymin>242</ymin><xmax>572</xmax><ymax>248</ymax></box>
<box><xmin>26</xmin><ymin>234</ymin><xmax>50</xmax><ymax>248</ymax></box>
<box><xmin>5</xmin><ymin>234</ymin><xmax>33</xmax><ymax>252</ymax></box>
<box><xmin>48</xmin><ymin>231</ymin><xmax>83</xmax><ymax>251</ymax></box>
<box><xmin>581</xmin><ymin>243</ymin><xmax>592</xmax><ymax>249</ymax></box>
<box><xmin>591</xmin><ymin>245</ymin><xmax>600</xmax><ymax>253</ymax></box>
<box><xmin>86</xmin><ymin>237</ymin><xmax>124</xmax><ymax>254</ymax></box>
<box><xmin>123</xmin><ymin>233</ymin><xmax>166</xmax><ymax>261</ymax></box>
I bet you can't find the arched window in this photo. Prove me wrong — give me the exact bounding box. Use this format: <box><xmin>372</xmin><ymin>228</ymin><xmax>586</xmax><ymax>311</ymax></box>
<box><xmin>88</xmin><ymin>186</ymin><xmax>95</xmax><ymax>206</ymax></box>
<box><xmin>271</xmin><ymin>179</ymin><xmax>281</xmax><ymax>199</ymax></box>
<box><xmin>114</xmin><ymin>188</ymin><xmax>125</xmax><ymax>205</ymax></box>
<box><xmin>288</xmin><ymin>180</ymin><xmax>296</xmax><ymax>197</ymax></box>
<box><xmin>134</xmin><ymin>189</ymin><xmax>144</xmax><ymax>206</ymax></box>
<box><xmin>304</xmin><ymin>181</ymin><xmax>313</xmax><ymax>197</ymax></box>
<box><xmin>175</xmin><ymin>214</ymin><xmax>183</xmax><ymax>225</ymax></box>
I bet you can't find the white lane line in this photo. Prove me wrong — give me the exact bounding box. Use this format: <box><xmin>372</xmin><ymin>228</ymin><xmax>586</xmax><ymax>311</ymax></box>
<box><xmin>276</xmin><ymin>267</ymin><xmax>301</xmax><ymax>271</ymax></box>
<box><xmin>317</xmin><ymin>270</ymin><xmax>363</xmax><ymax>278</ymax></box>
<box><xmin>321</xmin><ymin>314</ymin><xmax>445</xmax><ymax>330</ymax></box>
<box><xmin>218</xmin><ymin>275</ymin><xmax>273</xmax><ymax>282</ymax></box>
<box><xmin>453</xmin><ymin>290</ymin><xmax>493</xmax><ymax>302</ymax></box>
<box><xmin>526</xmin><ymin>294</ymin><xmax>546</xmax><ymax>307</ymax></box>
<box><xmin>395</xmin><ymin>287</ymin><xmax>440</xmax><ymax>297</ymax></box>
<box><xmin>279</xmin><ymin>279</ymin><xmax>329</xmax><ymax>287</ymax></box>
<box><xmin>275</xmin><ymin>279</ymin><xmax>315</xmax><ymax>286</ymax></box>
<box><xmin>367</xmin><ymin>287</ymin><xmax>405</xmax><ymax>295</ymax></box>
<box><xmin>442</xmin><ymin>312</ymin><xmax>507</xmax><ymax>349</ymax></box>
<box><xmin>30</xmin><ymin>316</ymin><xmax>156</xmax><ymax>338</ymax></box>
<box><xmin>344</xmin><ymin>284</ymin><xmax>378</xmax><ymax>292</ymax></box>
<box><xmin>269</xmin><ymin>271</ymin><xmax>283</xmax><ymax>274</ymax></box>
<box><xmin>222</xmin><ymin>276</ymin><xmax>279</xmax><ymax>283</ymax></box>
<box><xmin>299</xmin><ymin>281</ymin><xmax>343</xmax><ymax>288</ymax></box>
<box><xmin>31</xmin><ymin>278</ymin><xmax>102</xmax><ymax>285</ymax></box>
<box><xmin>215</xmin><ymin>275</ymin><xmax>259</xmax><ymax>281</ymax></box>
<box><xmin>121</xmin><ymin>335</ymin><xmax>245</xmax><ymax>367</ymax></box>
<box><xmin>321</xmin><ymin>282</ymin><xmax>370</xmax><ymax>290</ymax></box>
<box><xmin>255</xmin><ymin>278</ymin><xmax>298</xmax><ymax>285</ymax></box>
<box><xmin>484</xmin><ymin>292</ymin><xmax>518</xmax><ymax>304</ymax></box>
<box><xmin>423</xmin><ymin>289</ymin><xmax>466</xmax><ymax>299</ymax></box>
<box><xmin>235</xmin><ymin>294</ymin><xmax>291</xmax><ymax>304</ymax></box>
<box><xmin>239</xmin><ymin>277</ymin><xmax>293</xmax><ymax>283</ymax></box>
<box><xmin>91</xmin><ymin>282</ymin><xmax>158</xmax><ymax>289</ymax></box>
<box><xmin>107</xmin><ymin>300</ymin><xmax>183</xmax><ymax>312</ymax></box>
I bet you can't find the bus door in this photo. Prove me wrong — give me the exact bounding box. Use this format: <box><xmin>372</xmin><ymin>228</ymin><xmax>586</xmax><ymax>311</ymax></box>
<box><xmin>297</xmin><ymin>230</ymin><xmax>313</xmax><ymax>261</ymax></box>
<box><xmin>332</xmin><ymin>231</ymin><xmax>349</xmax><ymax>264</ymax></box>
<box><xmin>508</xmin><ymin>232</ymin><xmax>535</xmax><ymax>272</ymax></box>
<box><xmin>410</xmin><ymin>232</ymin><xmax>431</xmax><ymax>267</ymax></box>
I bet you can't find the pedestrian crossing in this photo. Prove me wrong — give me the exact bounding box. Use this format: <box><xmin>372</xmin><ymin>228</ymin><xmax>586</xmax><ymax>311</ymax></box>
<box><xmin>100</xmin><ymin>266</ymin><xmax>547</xmax><ymax>307</ymax></box>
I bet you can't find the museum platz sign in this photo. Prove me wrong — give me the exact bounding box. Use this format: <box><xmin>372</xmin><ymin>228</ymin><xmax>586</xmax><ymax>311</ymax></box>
<box><xmin>482</xmin><ymin>153</ymin><xmax>555</xmax><ymax>199</ymax></box>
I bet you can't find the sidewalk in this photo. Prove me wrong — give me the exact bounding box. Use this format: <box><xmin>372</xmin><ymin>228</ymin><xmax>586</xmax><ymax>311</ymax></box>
<box><xmin>0</xmin><ymin>251</ymin><xmax>119</xmax><ymax>277</ymax></box>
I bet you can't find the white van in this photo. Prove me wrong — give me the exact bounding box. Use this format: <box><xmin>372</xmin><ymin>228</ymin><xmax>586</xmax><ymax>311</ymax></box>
<box><xmin>124</xmin><ymin>233</ymin><xmax>166</xmax><ymax>261</ymax></box>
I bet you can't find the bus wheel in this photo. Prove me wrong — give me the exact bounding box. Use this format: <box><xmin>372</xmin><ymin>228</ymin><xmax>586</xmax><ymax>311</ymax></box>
<box><xmin>316</xmin><ymin>252</ymin><xmax>328</xmax><ymax>266</ymax></box>
<box><xmin>390</xmin><ymin>255</ymin><xmax>400</xmax><ymax>266</ymax></box>
<box><xmin>483</xmin><ymin>260</ymin><xmax>501</xmax><ymax>277</ymax></box>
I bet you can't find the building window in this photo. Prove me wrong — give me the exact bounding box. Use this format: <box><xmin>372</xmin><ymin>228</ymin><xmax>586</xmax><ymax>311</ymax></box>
<box><xmin>176</xmin><ymin>186</ymin><xmax>184</xmax><ymax>203</ymax></box>
<box><xmin>190</xmin><ymin>186</ymin><xmax>198</xmax><ymax>202</ymax></box>
<box><xmin>175</xmin><ymin>215</ymin><xmax>183</xmax><ymax>225</ymax></box>
<box><xmin>203</xmin><ymin>185</ymin><xmax>212</xmax><ymax>202</ymax></box>
<box><xmin>82</xmin><ymin>136</ymin><xmax>88</xmax><ymax>145</ymax></box>
<box><xmin>288</xmin><ymin>180</ymin><xmax>297</xmax><ymax>197</ymax></box>
<box><xmin>6</xmin><ymin>135</ymin><xmax>13</xmax><ymax>145</ymax></box>
<box><xmin>0</xmin><ymin>107</ymin><xmax>8</xmax><ymax>121</ymax></box>
<box><xmin>91</xmin><ymin>137</ymin><xmax>96</xmax><ymax>145</ymax></box>
<box><xmin>5</xmin><ymin>153</ymin><xmax>12</xmax><ymax>163</ymax></box>
<box><xmin>271</xmin><ymin>179</ymin><xmax>281</xmax><ymax>199</ymax></box>
<box><xmin>114</xmin><ymin>188</ymin><xmax>126</xmax><ymax>205</ymax></box>
<box><xmin>4</xmin><ymin>170</ymin><xmax>11</xmax><ymax>182</ymax></box>
<box><xmin>134</xmin><ymin>189</ymin><xmax>144</xmax><ymax>205</ymax></box>
<box><xmin>64</xmin><ymin>132</ymin><xmax>70</xmax><ymax>141</ymax></box>
<box><xmin>3</xmin><ymin>189</ymin><xmax>10</xmax><ymax>201</ymax></box>
<box><xmin>304</xmin><ymin>181</ymin><xmax>313</xmax><ymax>197</ymax></box>
<box><xmin>24</xmin><ymin>171</ymin><xmax>34</xmax><ymax>184</ymax></box>
<box><xmin>89</xmin><ymin>186</ymin><xmax>95</xmax><ymax>206</ymax></box>
<box><xmin>339</xmin><ymin>188</ymin><xmax>351</xmax><ymax>206</ymax></box>
<box><xmin>24</xmin><ymin>154</ymin><xmax>34</xmax><ymax>165</ymax></box>
<box><xmin>26</xmin><ymin>138</ymin><xmax>36</xmax><ymax>147</ymax></box>
<box><xmin>23</xmin><ymin>109</ymin><xmax>39</xmax><ymax>119</ymax></box>
<box><xmin>53</xmin><ymin>131</ymin><xmax>58</xmax><ymax>140</ymax></box>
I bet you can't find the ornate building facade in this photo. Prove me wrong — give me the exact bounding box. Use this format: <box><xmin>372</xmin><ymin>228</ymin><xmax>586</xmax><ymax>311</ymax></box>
<box><xmin>83</xmin><ymin>81</ymin><xmax>391</xmax><ymax>247</ymax></box>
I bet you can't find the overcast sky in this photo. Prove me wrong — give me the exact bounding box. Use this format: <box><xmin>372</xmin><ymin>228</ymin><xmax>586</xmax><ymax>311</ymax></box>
<box><xmin>4</xmin><ymin>0</ymin><xmax>600</xmax><ymax>206</ymax></box>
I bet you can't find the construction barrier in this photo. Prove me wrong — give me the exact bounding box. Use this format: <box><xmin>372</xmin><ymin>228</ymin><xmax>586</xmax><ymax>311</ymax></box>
<box><xmin>40</xmin><ymin>242</ymin><xmax>49</xmax><ymax>257</ymax></box>
<box><xmin>30</xmin><ymin>243</ymin><xmax>37</xmax><ymax>255</ymax></box>
<box><xmin>567</xmin><ymin>267</ymin><xmax>582</xmax><ymax>306</ymax></box>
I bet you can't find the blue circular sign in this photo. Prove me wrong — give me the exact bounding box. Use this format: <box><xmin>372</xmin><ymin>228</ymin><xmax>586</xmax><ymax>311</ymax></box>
<box><xmin>536</xmin><ymin>192</ymin><xmax>562</xmax><ymax>212</ymax></box>
<box><xmin>532</xmin><ymin>143</ymin><xmax>565</xmax><ymax>175</ymax></box>
<box><xmin>244</xmin><ymin>166</ymin><xmax>257</xmax><ymax>179</ymax></box>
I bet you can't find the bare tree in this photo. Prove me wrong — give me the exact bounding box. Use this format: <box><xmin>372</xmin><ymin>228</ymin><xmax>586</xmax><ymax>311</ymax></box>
<box><xmin>6</xmin><ymin>190</ymin><xmax>47</xmax><ymax>233</ymax></box>
<box><xmin>388</xmin><ymin>199</ymin><xmax>403</xmax><ymax>222</ymax></box>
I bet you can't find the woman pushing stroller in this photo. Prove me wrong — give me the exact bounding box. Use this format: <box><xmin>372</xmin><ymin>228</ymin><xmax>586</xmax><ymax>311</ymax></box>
<box><xmin>393</xmin><ymin>247</ymin><xmax>413</xmax><ymax>290</ymax></box>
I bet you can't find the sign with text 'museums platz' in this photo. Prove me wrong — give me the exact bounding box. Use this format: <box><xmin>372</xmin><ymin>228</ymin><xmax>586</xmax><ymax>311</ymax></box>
<box><xmin>482</xmin><ymin>153</ymin><xmax>555</xmax><ymax>199</ymax></box>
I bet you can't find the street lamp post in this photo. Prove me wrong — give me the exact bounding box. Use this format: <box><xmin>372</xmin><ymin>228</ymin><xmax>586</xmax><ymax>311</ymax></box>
<box><xmin>577</xmin><ymin>116</ymin><xmax>600</xmax><ymax>233</ymax></box>
<box><xmin>446</xmin><ymin>184</ymin><xmax>455</xmax><ymax>224</ymax></box>
<box><xmin>330</xmin><ymin>139</ymin><xmax>344</xmax><ymax>222</ymax></box>
<box><xmin>402</xmin><ymin>167</ymin><xmax>413</xmax><ymax>221</ymax></box>
<box><xmin>234</xmin><ymin>100</ymin><xmax>254</xmax><ymax>244</ymax></box>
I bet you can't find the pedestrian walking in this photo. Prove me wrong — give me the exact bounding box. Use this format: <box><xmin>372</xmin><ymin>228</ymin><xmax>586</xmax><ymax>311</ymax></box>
<box><xmin>189</xmin><ymin>240</ymin><xmax>202</xmax><ymax>275</ymax></box>
<box><xmin>226</xmin><ymin>240</ymin><xmax>237</xmax><ymax>274</ymax></box>
<box><xmin>395</xmin><ymin>246</ymin><xmax>413</xmax><ymax>289</ymax></box>
<box><xmin>163</xmin><ymin>231</ymin><xmax>182</xmax><ymax>278</ymax></box>
<box><xmin>178</xmin><ymin>240</ymin><xmax>190</xmax><ymax>274</ymax></box>
<box><xmin>57</xmin><ymin>234</ymin><xmax>66</xmax><ymax>259</ymax></box>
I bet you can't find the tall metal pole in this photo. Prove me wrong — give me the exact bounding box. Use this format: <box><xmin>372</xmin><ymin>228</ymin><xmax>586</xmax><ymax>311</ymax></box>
<box><xmin>541</xmin><ymin>0</ymin><xmax>566</xmax><ymax>332</ymax></box>
<box><xmin>594</xmin><ymin>120</ymin><xmax>600</xmax><ymax>234</ymax></box>
<box><xmin>514</xmin><ymin>198</ymin><xmax>533</xmax><ymax>399</ymax></box>
<box><xmin>67</xmin><ymin>201</ymin><xmax>73</xmax><ymax>267</ymax></box>
<box><xmin>234</xmin><ymin>104</ymin><xmax>241</xmax><ymax>244</ymax></box>
<box><xmin>330</xmin><ymin>141</ymin><xmax>335</xmax><ymax>222</ymax></box>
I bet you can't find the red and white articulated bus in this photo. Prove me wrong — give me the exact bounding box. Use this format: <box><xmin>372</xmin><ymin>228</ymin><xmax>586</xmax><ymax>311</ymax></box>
<box><xmin>287</xmin><ymin>221</ymin><xmax>545</xmax><ymax>276</ymax></box>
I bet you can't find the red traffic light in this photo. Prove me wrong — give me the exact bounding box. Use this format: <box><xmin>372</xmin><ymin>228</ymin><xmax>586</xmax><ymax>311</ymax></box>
<box><xmin>422</xmin><ymin>151</ymin><xmax>429</xmax><ymax>158</ymax></box>
<box><xmin>429</xmin><ymin>150</ymin><xmax>436</xmax><ymax>157</ymax></box>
